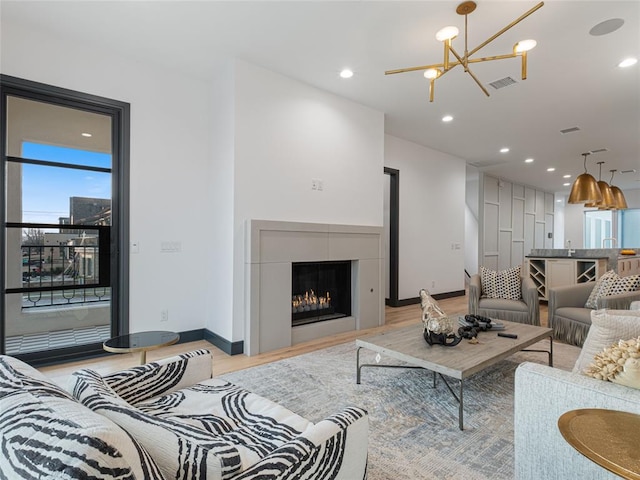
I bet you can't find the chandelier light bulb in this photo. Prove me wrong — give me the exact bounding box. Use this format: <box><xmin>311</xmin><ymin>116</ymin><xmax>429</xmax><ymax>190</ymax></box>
<box><xmin>514</xmin><ymin>39</ymin><xmax>537</xmax><ymax>52</ymax></box>
<box><xmin>424</xmin><ymin>69</ymin><xmax>440</xmax><ymax>79</ymax></box>
<box><xmin>435</xmin><ymin>26</ymin><xmax>459</xmax><ymax>42</ymax></box>
<box><xmin>618</xmin><ymin>57</ymin><xmax>638</xmax><ymax>68</ymax></box>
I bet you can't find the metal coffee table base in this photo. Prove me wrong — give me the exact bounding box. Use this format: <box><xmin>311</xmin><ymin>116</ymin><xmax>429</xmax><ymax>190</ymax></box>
<box><xmin>356</xmin><ymin>342</ymin><xmax>552</xmax><ymax>430</ymax></box>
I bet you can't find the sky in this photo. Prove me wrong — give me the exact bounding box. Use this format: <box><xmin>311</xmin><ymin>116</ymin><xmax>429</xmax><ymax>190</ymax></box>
<box><xmin>19</xmin><ymin>142</ymin><xmax>112</xmax><ymax>225</ymax></box>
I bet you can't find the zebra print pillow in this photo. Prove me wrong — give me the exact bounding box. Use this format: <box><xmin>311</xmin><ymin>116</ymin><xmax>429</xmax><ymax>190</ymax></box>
<box><xmin>71</xmin><ymin>368</ymin><xmax>245</xmax><ymax>480</ymax></box>
<box><xmin>104</xmin><ymin>349</ymin><xmax>213</xmax><ymax>405</ymax></box>
<box><xmin>0</xmin><ymin>356</ymin><xmax>165</xmax><ymax>480</ymax></box>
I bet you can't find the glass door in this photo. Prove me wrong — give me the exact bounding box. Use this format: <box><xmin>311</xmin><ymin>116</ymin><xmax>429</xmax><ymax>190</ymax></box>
<box><xmin>2</xmin><ymin>80</ymin><xmax>129</xmax><ymax>364</ymax></box>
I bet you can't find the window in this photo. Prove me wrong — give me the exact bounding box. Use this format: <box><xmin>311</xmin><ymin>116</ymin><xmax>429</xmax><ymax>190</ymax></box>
<box><xmin>1</xmin><ymin>76</ymin><xmax>130</xmax><ymax>365</ymax></box>
<box><xmin>584</xmin><ymin>210</ymin><xmax>613</xmax><ymax>248</ymax></box>
<box><xmin>619</xmin><ymin>208</ymin><xmax>640</xmax><ymax>248</ymax></box>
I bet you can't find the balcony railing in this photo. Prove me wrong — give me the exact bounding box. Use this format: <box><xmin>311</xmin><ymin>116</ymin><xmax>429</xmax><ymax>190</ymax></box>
<box><xmin>19</xmin><ymin>244</ymin><xmax>110</xmax><ymax>308</ymax></box>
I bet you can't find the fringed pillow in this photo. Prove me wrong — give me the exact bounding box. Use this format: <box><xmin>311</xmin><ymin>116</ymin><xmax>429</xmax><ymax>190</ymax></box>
<box><xmin>480</xmin><ymin>265</ymin><xmax>522</xmax><ymax>300</ymax></box>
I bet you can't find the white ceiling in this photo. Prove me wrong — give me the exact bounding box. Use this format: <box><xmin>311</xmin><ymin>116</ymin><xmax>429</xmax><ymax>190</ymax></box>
<box><xmin>3</xmin><ymin>0</ymin><xmax>639</xmax><ymax>193</ymax></box>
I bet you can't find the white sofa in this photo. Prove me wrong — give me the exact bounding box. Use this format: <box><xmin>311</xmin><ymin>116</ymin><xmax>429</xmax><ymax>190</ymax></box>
<box><xmin>1</xmin><ymin>349</ymin><xmax>369</xmax><ymax>479</ymax></box>
<box><xmin>515</xmin><ymin>304</ymin><xmax>640</xmax><ymax>479</ymax></box>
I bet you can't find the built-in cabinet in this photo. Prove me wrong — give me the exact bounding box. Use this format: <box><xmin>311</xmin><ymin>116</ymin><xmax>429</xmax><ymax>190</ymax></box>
<box><xmin>618</xmin><ymin>257</ymin><xmax>640</xmax><ymax>277</ymax></box>
<box><xmin>526</xmin><ymin>257</ymin><xmax>607</xmax><ymax>300</ymax></box>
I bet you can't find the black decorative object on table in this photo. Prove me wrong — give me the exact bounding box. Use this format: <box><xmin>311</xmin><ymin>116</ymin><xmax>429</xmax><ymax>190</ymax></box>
<box><xmin>419</xmin><ymin>289</ymin><xmax>462</xmax><ymax>347</ymax></box>
<box><xmin>423</xmin><ymin>329</ymin><xmax>463</xmax><ymax>346</ymax></box>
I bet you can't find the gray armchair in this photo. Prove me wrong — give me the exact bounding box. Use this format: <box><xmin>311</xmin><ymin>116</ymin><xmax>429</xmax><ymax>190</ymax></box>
<box><xmin>548</xmin><ymin>282</ymin><xmax>640</xmax><ymax>347</ymax></box>
<box><xmin>469</xmin><ymin>274</ymin><xmax>540</xmax><ymax>326</ymax></box>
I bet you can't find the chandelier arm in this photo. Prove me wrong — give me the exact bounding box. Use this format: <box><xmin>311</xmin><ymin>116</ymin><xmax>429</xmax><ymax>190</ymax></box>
<box><xmin>385</xmin><ymin>63</ymin><xmax>447</xmax><ymax>75</ymax></box>
<box><xmin>467</xmin><ymin>1</ymin><xmax>544</xmax><ymax>57</ymax></box>
<box><xmin>448</xmin><ymin>45</ymin><xmax>465</xmax><ymax>66</ymax></box>
<box><xmin>447</xmin><ymin>45</ymin><xmax>489</xmax><ymax>95</ymax></box>
<box><xmin>466</xmin><ymin>53</ymin><xmax>518</xmax><ymax>64</ymax></box>
<box><xmin>465</xmin><ymin>67</ymin><xmax>491</xmax><ymax>96</ymax></box>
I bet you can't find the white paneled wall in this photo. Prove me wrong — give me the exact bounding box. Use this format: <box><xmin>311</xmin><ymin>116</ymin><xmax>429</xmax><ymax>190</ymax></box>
<box><xmin>480</xmin><ymin>174</ymin><xmax>554</xmax><ymax>271</ymax></box>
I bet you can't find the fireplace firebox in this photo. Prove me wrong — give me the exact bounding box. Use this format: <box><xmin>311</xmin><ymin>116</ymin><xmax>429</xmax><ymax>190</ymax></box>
<box><xmin>291</xmin><ymin>261</ymin><xmax>351</xmax><ymax>327</ymax></box>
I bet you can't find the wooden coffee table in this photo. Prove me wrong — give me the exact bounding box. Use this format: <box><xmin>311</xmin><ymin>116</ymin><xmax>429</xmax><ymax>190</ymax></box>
<box><xmin>356</xmin><ymin>320</ymin><xmax>552</xmax><ymax>430</ymax></box>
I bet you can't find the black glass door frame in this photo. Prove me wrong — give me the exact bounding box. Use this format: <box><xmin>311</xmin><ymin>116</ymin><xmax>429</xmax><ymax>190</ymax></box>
<box><xmin>0</xmin><ymin>75</ymin><xmax>130</xmax><ymax>364</ymax></box>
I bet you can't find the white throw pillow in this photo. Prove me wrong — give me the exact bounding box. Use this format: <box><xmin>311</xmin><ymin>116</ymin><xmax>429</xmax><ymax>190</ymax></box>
<box><xmin>480</xmin><ymin>265</ymin><xmax>522</xmax><ymax>300</ymax></box>
<box><xmin>573</xmin><ymin>309</ymin><xmax>640</xmax><ymax>374</ymax></box>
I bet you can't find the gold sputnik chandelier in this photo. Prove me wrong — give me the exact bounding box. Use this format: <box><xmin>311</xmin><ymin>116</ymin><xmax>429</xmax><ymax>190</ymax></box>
<box><xmin>385</xmin><ymin>1</ymin><xmax>544</xmax><ymax>102</ymax></box>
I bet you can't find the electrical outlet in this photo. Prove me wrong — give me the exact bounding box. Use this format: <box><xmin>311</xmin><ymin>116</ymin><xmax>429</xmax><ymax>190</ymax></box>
<box><xmin>160</xmin><ymin>309</ymin><xmax>169</xmax><ymax>322</ymax></box>
<box><xmin>161</xmin><ymin>241</ymin><xmax>181</xmax><ymax>253</ymax></box>
<box><xmin>431</xmin><ymin>281</ymin><xmax>436</xmax><ymax>288</ymax></box>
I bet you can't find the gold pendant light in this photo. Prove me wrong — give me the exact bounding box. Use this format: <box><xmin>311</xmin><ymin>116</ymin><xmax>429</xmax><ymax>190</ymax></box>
<box><xmin>568</xmin><ymin>153</ymin><xmax>603</xmax><ymax>204</ymax></box>
<box><xmin>585</xmin><ymin>161</ymin><xmax>616</xmax><ymax>209</ymax></box>
<box><xmin>608</xmin><ymin>170</ymin><xmax>629</xmax><ymax>209</ymax></box>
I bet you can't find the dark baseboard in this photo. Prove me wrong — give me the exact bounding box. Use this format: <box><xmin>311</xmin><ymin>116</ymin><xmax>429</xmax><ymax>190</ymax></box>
<box><xmin>387</xmin><ymin>290</ymin><xmax>466</xmax><ymax>308</ymax></box>
<box><xmin>176</xmin><ymin>329</ymin><xmax>206</xmax><ymax>344</ymax></box>
<box><xmin>204</xmin><ymin>329</ymin><xmax>244</xmax><ymax>356</ymax></box>
<box><xmin>433</xmin><ymin>290</ymin><xmax>466</xmax><ymax>300</ymax></box>
<box><xmin>21</xmin><ymin>327</ymin><xmax>244</xmax><ymax>367</ymax></box>
<box><xmin>390</xmin><ymin>297</ymin><xmax>420</xmax><ymax>307</ymax></box>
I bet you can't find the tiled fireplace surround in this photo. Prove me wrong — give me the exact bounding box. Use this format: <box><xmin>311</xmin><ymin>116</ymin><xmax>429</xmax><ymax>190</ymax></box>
<box><xmin>245</xmin><ymin>220</ymin><xmax>384</xmax><ymax>355</ymax></box>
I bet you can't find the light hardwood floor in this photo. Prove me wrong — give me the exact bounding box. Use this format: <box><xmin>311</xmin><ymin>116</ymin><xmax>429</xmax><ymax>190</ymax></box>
<box><xmin>39</xmin><ymin>293</ymin><xmax>548</xmax><ymax>386</ymax></box>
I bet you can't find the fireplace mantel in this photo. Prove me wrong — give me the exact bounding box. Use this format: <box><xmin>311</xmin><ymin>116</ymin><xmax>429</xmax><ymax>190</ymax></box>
<box><xmin>244</xmin><ymin>220</ymin><xmax>384</xmax><ymax>356</ymax></box>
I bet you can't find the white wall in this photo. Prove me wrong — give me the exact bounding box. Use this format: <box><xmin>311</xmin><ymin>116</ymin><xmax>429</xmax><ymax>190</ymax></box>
<box><xmin>205</xmin><ymin>63</ymin><xmax>236</xmax><ymax>339</ymax></box>
<box><xmin>384</xmin><ymin>135</ymin><xmax>466</xmax><ymax>299</ymax></box>
<box><xmin>232</xmin><ymin>60</ymin><xmax>385</xmax><ymax>342</ymax></box>
<box><xmin>465</xmin><ymin>167</ymin><xmax>480</xmax><ymax>276</ymax></box>
<box><xmin>1</xmin><ymin>21</ymin><xmax>215</xmax><ymax>334</ymax></box>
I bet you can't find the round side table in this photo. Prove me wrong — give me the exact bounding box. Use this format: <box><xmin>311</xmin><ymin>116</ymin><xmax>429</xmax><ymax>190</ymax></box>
<box><xmin>558</xmin><ymin>408</ymin><xmax>640</xmax><ymax>480</ymax></box>
<box><xmin>103</xmin><ymin>330</ymin><xmax>180</xmax><ymax>364</ymax></box>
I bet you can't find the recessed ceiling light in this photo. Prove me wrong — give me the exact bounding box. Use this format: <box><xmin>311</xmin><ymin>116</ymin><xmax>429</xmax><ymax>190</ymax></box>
<box><xmin>81</xmin><ymin>132</ymin><xmax>92</xmax><ymax>137</ymax></box>
<box><xmin>442</xmin><ymin>115</ymin><xmax>453</xmax><ymax>122</ymax></box>
<box><xmin>525</xmin><ymin>158</ymin><xmax>534</xmax><ymax>163</ymax></box>
<box><xmin>547</xmin><ymin>167</ymin><xmax>556</xmax><ymax>172</ymax></box>
<box><xmin>556</xmin><ymin>199</ymin><xmax>563</xmax><ymax>203</ymax></box>
<box><xmin>563</xmin><ymin>182</ymin><xmax>571</xmax><ymax>186</ymax></box>
<box><xmin>619</xmin><ymin>57</ymin><xmax>638</xmax><ymax>68</ymax></box>
<box><xmin>500</xmin><ymin>147</ymin><xmax>509</xmax><ymax>153</ymax></box>
<box><xmin>563</xmin><ymin>174</ymin><xmax>571</xmax><ymax>178</ymax></box>
<box><xmin>339</xmin><ymin>69</ymin><xmax>354</xmax><ymax>79</ymax></box>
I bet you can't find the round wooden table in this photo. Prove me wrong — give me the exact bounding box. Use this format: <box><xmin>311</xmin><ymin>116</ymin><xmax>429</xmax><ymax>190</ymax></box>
<box><xmin>558</xmin><ymin>408</ymin><xmax>640</xmax><ymax>480</ymax></box>
<box><xmin>103</xmin><ymin>330</ymin><xmax>179</xmax><ymax>364</ymax></box>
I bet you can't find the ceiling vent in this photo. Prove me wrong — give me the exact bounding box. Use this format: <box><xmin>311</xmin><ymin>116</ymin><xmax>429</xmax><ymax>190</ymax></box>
<box><xmin>560</xmin><ymin>126</ymin><xmax>581</xmax><ymax>134</ymax></box>
<box><xmin>488</xmin><ymin>77</ymin><xmax>517</xmax><ymax>90</ymax></box>
<box><xmin>469</xmin><ymin>159</ymin><xmax>509</xmax><ymax>168</ymax></box>
<box><xmin>590</xmin><ymin>148</ymin><xmax>608</xmax><ymax>154</ymax></box>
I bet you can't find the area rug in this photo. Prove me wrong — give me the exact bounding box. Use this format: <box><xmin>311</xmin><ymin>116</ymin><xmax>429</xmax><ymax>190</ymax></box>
<box><xmin>221</xmin><ymin>337</ymin><xmax>581</xmax><ymax>480</ymax></box>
